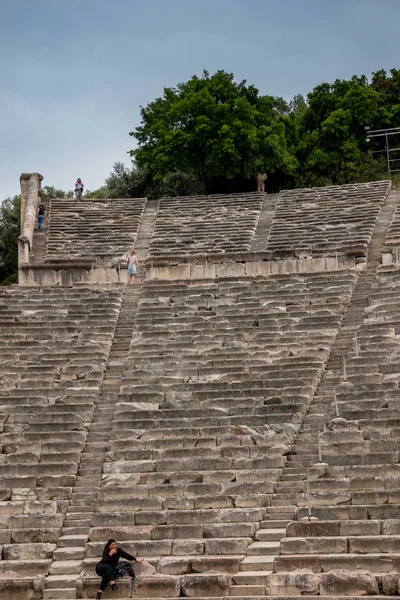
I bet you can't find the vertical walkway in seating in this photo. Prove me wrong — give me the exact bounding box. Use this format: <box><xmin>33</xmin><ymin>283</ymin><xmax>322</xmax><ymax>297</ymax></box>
<box><xmin>130</xmin><ymin>198</ymin><xmax>160</xmax><ymax>268</ymax></box>
<box><xmin>43</xmin><ymin>286</ymin><xmax>140</xmax><ymax>600</ymax></box>
<box><xmin>30</xmin><ymin>198</ymin><xmax>50</xmax><ymax>266</ymax></box>
<box><xmin>250</xmin><ymin>193</ymin><xmax>279</xmax><ymax>252</ymax></box>
<box><xmin>231</xmin><ymin>189</ymin><xmax>399</xmax><ymax>597</ymax></box>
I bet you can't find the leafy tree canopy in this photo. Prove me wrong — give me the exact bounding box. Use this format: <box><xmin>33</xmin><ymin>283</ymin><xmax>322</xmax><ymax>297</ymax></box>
<box><xmin>130</xmin><ymin>70</ymin><xmax>297</xmax><ymax>193</ymax></box>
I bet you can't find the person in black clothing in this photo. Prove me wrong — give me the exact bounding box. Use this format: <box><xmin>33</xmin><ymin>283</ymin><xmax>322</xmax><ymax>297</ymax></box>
<box><xmin>37</xmin><ymin>204</ymin><xmax>46</xmax><ymax>230</ymax></box>
<box><xmin>95</xmin><ymin>538</ymin><xmax>143</xmax><ymax>599</ymax></box>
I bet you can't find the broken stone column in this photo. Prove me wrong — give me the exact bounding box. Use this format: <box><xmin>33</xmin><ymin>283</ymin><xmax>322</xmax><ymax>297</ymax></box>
<box><xmin>18</xmin><ymin>173</ymin><xmax>43</xmax><ymax>269</ymax></box>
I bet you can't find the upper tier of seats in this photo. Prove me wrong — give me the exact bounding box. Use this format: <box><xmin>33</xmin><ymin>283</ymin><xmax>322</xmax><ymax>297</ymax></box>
<box><xmin>148</xmin><ymin>192</ymin><xmax>264</xmax><ymax>260</ymax></box>
<box><xmin>383</xmin><ymin>190</ymin><xmax>400</xmax><ymax>255</ymax></box>
<box><xmin>44</xmin><ymin>198</ymin><xmax>146</xmax><ymax>261</ymax></box>
<box><xmin>265</xmin><ymin>181</ymin><xmax>391</xmax><ymax>258</ymax></box>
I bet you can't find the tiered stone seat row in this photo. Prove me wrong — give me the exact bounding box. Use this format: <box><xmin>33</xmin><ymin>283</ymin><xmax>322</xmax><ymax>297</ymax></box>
<box><xmin>0</xmin><ymin>286</ymin><xmax>122</xmax><ymax>588</ymax></box>
<box><xmin>270</xmin><ymin>266</ymin><xmax>400</xmax><ymax>596</ymax></box>
<box><xmin>80</xmin><ymin>272</ymin><xmax>358</xmax><ymax>597</ymax></box>
<box><xmin>148</xmin><ymin>192</ymin><xmax>264</xmax><ymax>260</ymax></box>
<box><xmin>382</xmin><ymin>190</ymin><xmax>400</xmax><ymax>256</ymax></box>
<box><xmin>265</xmin><ymin>181</ymin><xmax>391</xmax><ymax>259</ymax></box>
<box><xmin>45</xmin><ymin>198</ymin><xmax>146</xmax><ymax>261</ymax></box>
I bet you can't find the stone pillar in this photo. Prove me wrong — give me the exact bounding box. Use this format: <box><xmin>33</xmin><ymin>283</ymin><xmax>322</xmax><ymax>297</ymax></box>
<box><xmin>20</xmin><ymin>173</ymin><xmax>31</xmax><ymax>226</ymax></box>
<box><xmin>18</xmin><ymin>173</ymin><xmax>43</xmax><ymax>276</ymax></box>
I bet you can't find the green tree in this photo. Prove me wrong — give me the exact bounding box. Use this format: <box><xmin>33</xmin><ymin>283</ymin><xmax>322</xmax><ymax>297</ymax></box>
<box><xmin>0</xmin><ymin>195</ymin><xmax>21</xmax><ymax>285</ymax></box>
<box><xmin>40</xmin><ymin>185</ymin><xmax>73</xmax><ymax>199</ymax></box>
<box><xmin>130</xmin><ymin>70</ymin><xmax>297</xmax><ymax>193</ymax></box>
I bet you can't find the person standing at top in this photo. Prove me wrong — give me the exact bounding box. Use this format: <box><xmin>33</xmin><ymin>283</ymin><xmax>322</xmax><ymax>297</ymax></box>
<box><xmin>75</xmin><ymin>178</ymin><xmax>84</xmax><ymax>200</ymax></box>
<box><xmin>37</xmin><ymin>204</ymin><xmax>46</xmax><ymax>230</ymax></box>
<box><xmin>256</xmin><ymin>173</ymin><xmax>268</xmax><ymax>192</ymax></box>
<box><xmin>127</xmin><ymin>249</ymin><xmax>139</xmax><ymax>284</ymax></box>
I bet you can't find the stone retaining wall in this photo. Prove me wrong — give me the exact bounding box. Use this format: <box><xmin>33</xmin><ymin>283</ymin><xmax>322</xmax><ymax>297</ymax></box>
<box><xmin>19</xmin><ymin>255</ymin><xmax>359</xmax><ymax>286</ymax></box>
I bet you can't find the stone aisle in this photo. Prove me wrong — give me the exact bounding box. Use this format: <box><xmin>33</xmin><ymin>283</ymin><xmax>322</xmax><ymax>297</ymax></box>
<box><xmin>43</xmin><ymin>286</ymin><xmax>140</xmax><ymax>599</ymax></box>
<box><xmin>250</xmin><ymin>193</ymin><xmax>279</xmax><ymax>252</ymax></box>
<box><xmin>29</xmin><ymin>197</ymin><xmax>50</xmax><ymax>266</ymax></box>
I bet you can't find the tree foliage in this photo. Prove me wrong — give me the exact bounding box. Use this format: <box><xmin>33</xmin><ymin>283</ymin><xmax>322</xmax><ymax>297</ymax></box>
<box><xmin>126</xmin><ymin>68</ymin><xmax>400</xmax><ymax>192</ymax></box>
<box><xmin>0</xmin><ymin>195</ymin><xmax>21</xmax><ymax>285</ymax></box>
<box><xmin>130</xmin><ymin>70</ymin><xmax>297</xmax><ymax>193</ymax></box>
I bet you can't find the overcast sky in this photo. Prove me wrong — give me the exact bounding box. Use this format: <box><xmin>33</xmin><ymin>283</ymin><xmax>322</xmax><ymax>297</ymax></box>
<box><xmin>1</xmin><ymin>0</ymin><xmax>399</xmax><ymax>199</ymax></box>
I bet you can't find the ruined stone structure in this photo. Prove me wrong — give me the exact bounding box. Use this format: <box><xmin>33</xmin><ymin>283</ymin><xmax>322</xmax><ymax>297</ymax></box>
<box><xmin>2</xmin><ymin>174</ymin><xmax>400</xmax><ymax>598</ymax></box>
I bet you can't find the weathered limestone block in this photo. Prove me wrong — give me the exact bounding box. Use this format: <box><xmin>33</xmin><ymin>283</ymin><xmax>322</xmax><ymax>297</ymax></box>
<box><xmin>265</xmin><ymin>572</ymin><xmax>320</xmax><ymax>595</ymax></box>
<box><xmin>204</xmin><ymin>537</ymin><xmax>251</xmax><ymax>554</ymax></box>
<box><xmin>11</xmin><ymin>528</ymin><xmax>62</xmax><ymax>543</ymax></box>
<box><xmin>297</xmin><ymin>491</ymin><xmax>352</xmax><ymax>506</ymax></box>
<box><xmin>280</xmin><ymin>536</ymin><xmax>347</xmax><ymax>555</ymax></box>
<box><xmin>134</xmin><ymin>574</ymin><xmax>181</xmax><ymax>598</ymax></box>
<box><xmin>380</xmin><ymin>573</ymin><xmax>399</xmax><ymax>595</ymax></box>
<box><xmin>152</xmin><ymin>525</ymin><xmax>203</xmax><ymax>540</ymax></box>
<box><xmin>181</xmin><ymin>573</ymin><xmax>231</xmax><ymax>597</ymax></box>
<box><xmin>320</xmin><ymin>570</ymin><xmax>379</xmax><ymax>596</ymax></box>
<box><xmin>171</xmin><ymin>540</ymin><xmax>204</xmax><ymax>556</ymax></box>
<box><xmin>158</xmin><ymin>557</ymin><xmax>191</xmax><ymax>575</ymax></box>
<box><xmin>88</xmin><ymin>526</ymin><xmax>153</xmax><ymax>541</ymax></box>
<box><xmin>286</xmin><ymin>521</ymin><xmax>339</xmax><ymax>537</ymax></box>
<box><xmin>76</xmin><ymin>577</ymin><xmax>131</xmax><ymax>598</ymax></box>
<box><xmin>340</xmin><ymin>520</ymin><xmax>381</xmax><ymax>536</ymax></box>
<box><xmin>273</xmin><ymin>555</ymin><xmax>322</xmax><ymax>572</ymax></box>
<box><xmin>0</xmin><ymin>577</ymin><xmax>43</xmax><ymax>600</ymax></box>
<box><xmin>2</xmin><ymin>543</ymin><xmax>56</xmax><ymax>559</ymax></box>
<box><xmin>191</xmin><ymin>556</ymin><xmax>239</xmax><ymax>574</ymax></box>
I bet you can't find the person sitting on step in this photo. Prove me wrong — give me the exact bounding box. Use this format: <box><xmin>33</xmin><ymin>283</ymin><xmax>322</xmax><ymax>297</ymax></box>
<box><xmin>95</xmin><ymin>538</ymin><xmax>143</xmax><ymax>599</ymax></box>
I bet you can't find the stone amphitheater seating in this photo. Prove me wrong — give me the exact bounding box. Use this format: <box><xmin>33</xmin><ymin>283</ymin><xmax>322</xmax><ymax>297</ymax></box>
<box><xmin>271</xmin><ymin>266</ymin><xmax>400</xmax><ymax>596</ymax></box>
<box><xmin>77</xmin><ymin>272</ymin><xmax>357</xmax><ymax>597</ymax></box>
<box><xmin>148</xmin><ymin>192</ymin><xmax>264</xmax><ymax>260</ymax></box>
<box><xmin>7</xmin><ymin>178</ymin><xmax>400</xmax><ymax>598</ymax></box>
<box><xmin>265</xmin><ymin>181</ymin><xmax>391</xmax><ymax>259</ymax></box>
<box><xmin>44</xmin><ymin>198</ymin><xmax>146</xmax><ymax>262</ymax></box>
<box><xmin>382</xmin><ymin>190</ymin><xmax>400</xmax><ymax>258</ymax></box>
<box><xmin>0</xmin><ymin>286</ymin><xmax>122</xmax><ymax>595</ymax></box>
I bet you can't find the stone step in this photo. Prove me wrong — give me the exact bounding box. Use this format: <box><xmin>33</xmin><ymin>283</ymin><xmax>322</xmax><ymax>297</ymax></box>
<box><xmin>271</xmin><ymin>493</ymin><xmax>299</xmax><ymax>504</ymax></box>
<box><xmin>43</xmin><ymin>589</ymin><xmax>76</xmax><ymax>599</ymax></box>
<box><xmin>62</xmin><ymin>526</ymin><xmax>89</xmax><ymax>535</ymax></box>
<box><xmin>57</xmin><ymin>535</ymin><xmax>87</xmax><ymax>548</ymax></box>
<box><xmin>229</xmin><ymin>584</ymin><xmax>265</xmax><ymax>596</ymax></box>
<box><xmin>54</xmin><ymin>546</ymin><xmax>85</xmax><ymax>561</ymax></box>
<box><xmin>50</xmin><ymin>560</ymin><xmax>82</xmax><ymax>575</ymax></box>
<box><xmin>67</xmin><ymin>506</ymin><xmax>93</xmax><ymax>513</ymax></box>
<box><xmin>246</xmin><ymin>541</ymin><xmax>280</xmax><ymax>555</ymax></box>
<box><xmin>239</xmin><ymin>555</ymin><xmax>274</xmax><ymax>572</ymax></box>
<box><xmin>44</xmin><ymin>574</ymin><xmax>78</xmax><ymax>589</ymax></box>
<box><xmin>260</xmin><ymin>519</ymin><xmax>290</xmax><ymax>528</ymax></box>
<box><xmin>64</xmin><ymin>518</ymin><xmax>92</xmax><ymax>527</ymax></box>
<box><xmin>233</xmin><ymin>570</ymin><xmax>272</xmax><ymax>585</ymax></box>
<box><xmin>255</xmin><ymin>528</ymin><xmax>286</xmax><ymax>541</ymax></box>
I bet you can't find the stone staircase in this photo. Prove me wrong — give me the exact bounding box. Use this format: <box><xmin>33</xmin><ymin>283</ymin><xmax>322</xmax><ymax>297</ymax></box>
<box><xmin>30</xmin><ymin>197</ymin><xmax>50</xmax><ymax>265</ymax></box>
<box><xmin>250</xmin><ymin>193</ymin><xmax>279</xmax><ymax>252</ymax></box>
<box><xmin>134</xmin><ymin>199</ymin><xmax>160</xmax><ymax>266</ymax></box>
<box><xmin>42</xmin><ymin>287</ymin><xmax>140</xmax><ymax>599</ymax></box>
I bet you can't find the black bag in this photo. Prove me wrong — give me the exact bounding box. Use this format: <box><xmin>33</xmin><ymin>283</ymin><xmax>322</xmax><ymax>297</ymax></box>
<box><xmin>114</xmin><ymin>561</ymin><xmax>135</xmax><ymax>580</ymax></box>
